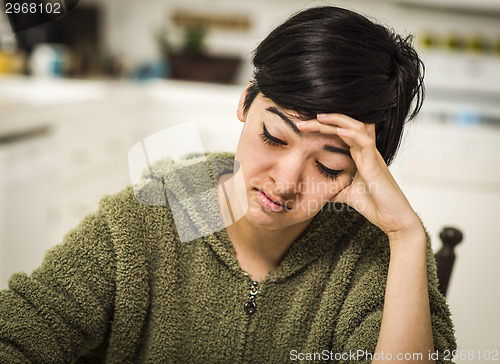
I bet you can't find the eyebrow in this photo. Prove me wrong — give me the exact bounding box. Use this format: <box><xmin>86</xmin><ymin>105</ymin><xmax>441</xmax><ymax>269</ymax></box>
<box><xmin>266</xmin><ymin>106</ymin><xmax>301</xmax><ymax>135</ymax></box>
<box><xmin>266</xmin><ymin>106</ymin><xmax>351</xmax><ymax>158</ymax></box>
<box><xmin>323</xmin><ymin>144</ymin><xmax>352</xmax><ymax>159</ymax></box>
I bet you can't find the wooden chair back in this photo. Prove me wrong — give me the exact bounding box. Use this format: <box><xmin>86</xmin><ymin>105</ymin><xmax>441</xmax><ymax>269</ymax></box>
<box><xmin>434</xmin><ymin>227</ymin><xmax>464</xmax><ymax>297</ymax></box>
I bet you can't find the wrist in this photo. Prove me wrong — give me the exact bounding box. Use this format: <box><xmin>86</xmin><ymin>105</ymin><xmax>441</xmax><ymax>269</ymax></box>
<box><xmin>387</xmin><ymin>217</ymin><xmax>426</xmax><ymax>247</ymax></box>
<box><xmin>387</xmin><ymin>221</ymin><xmax>428</xmax><ymax>268</ymax></box>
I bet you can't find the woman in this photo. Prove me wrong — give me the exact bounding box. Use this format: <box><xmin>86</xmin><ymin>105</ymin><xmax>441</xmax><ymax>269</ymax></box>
<box><xmin>0</xmin><ymin>6</ymin><xmax>455</xmax><ymax>364</ymax></box>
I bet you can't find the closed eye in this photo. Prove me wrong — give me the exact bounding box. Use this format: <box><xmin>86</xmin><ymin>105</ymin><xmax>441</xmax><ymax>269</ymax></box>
<box><xmin>260</xmin><ymin>123</ymin><xmax>287</xmax><ymax>147</ymax></box>
<box><xmin>315</xmin><ymin>161</ymin><xmax>342</xmax><ymax>181</ymax></box>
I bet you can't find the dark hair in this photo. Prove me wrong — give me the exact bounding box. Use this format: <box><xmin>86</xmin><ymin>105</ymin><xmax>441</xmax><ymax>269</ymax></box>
<box><xmin>243</xmin><ymin>6</ymin><xmax>424</xmax><ymax>165</ymax></box>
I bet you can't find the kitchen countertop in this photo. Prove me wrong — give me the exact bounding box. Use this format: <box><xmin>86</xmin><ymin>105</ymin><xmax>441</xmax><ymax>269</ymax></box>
<box><xmin>0</xmin><ymin>76</ymin><xmax>244</xmax><ymax>139</ymax></box>
<box><xmin>0</xmin><ymin>76</ymin><xmax>109</xmax><ymax>139</ymax></box>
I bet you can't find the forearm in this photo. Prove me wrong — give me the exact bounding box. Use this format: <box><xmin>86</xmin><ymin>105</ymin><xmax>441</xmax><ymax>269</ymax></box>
<box><xmin>374</xmin><ymin>222</ymin><xmax>435</xmax><ymax>363</ymax></box>
<box><xmin>0</xmin><ymin>212</ymin><xmax>116</xmax><ymax>363</ymax></box>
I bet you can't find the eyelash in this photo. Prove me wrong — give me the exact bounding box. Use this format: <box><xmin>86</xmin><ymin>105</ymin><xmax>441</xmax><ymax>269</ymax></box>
<box><xmin>260</xmin><ymin>123</ymin><xmax>286</xmax><ymax>147</ymax></box>
<box><xmin>260</xmin><ymin>123</ymin><xmax>343</xmax><ymax>181</ymax></box>
<box><xmin>315</xmin><ymin>161</ymin><xmax>342</xmax><ymax>181</ymax></box>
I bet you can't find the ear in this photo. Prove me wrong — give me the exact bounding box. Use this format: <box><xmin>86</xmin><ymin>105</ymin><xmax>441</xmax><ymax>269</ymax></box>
<box><xmin>237</xmin><ymin>82</ymin><xmax>252</xmax><ymax>122</ymax></box>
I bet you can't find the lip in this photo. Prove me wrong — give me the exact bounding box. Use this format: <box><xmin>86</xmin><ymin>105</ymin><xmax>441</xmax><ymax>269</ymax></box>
<box><xmin>254</xmin><ymin>189</ymin><xmax>290</xmax><ymax>212</ymax></box>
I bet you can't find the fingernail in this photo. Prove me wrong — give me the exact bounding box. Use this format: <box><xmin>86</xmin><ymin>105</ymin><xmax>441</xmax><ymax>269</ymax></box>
<box><xmin>296</xmin><ymin>121</ymin><xmax>307</xmax><ymax>127</ymax></box>
<box><xmin>317</xmin><ymin>113</ymin><xmax>327</xmax><ymax>118</ymax></box>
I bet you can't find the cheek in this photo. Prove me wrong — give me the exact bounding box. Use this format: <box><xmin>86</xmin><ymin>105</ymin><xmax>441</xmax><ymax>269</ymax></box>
<box><xmin>301</xmin><ymin>174</ymin><xmax>351</xmax><ymax>202</ymax></box>
<box><xmin>235</xmin><ymin>145</ymin><xmax>273</xmax><ymax>189</ymax></box>
<box><xmin>236</xmin><ymin>123</ymin><xmax>265</xmax><ymax>157</ymax></box>
<box><xmin>236</xmin><ymin>131</ymin><xmax>274</xmax><ymax>171</ymax></box>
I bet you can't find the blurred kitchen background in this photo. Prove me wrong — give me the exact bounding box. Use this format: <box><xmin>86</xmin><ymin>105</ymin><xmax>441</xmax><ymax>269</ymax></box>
<box><xmin>0</xmin><ymin>0</ymin><xmax>499</xmax><ymax>360</ymax></box>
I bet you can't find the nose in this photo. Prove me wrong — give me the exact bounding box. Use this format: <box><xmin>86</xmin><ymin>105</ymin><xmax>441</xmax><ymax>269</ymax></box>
<box><xmin>268</xmin><ymin>151</ymin><xmax>304</xmax><ymax>197</ymax></box>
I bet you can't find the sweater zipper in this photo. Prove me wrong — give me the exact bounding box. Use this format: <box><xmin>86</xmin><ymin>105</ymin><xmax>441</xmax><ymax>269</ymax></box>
<box><xmin>244</xmin><ymin>280</ymin><xmax>259</xmax><ymax>314</ymax></box>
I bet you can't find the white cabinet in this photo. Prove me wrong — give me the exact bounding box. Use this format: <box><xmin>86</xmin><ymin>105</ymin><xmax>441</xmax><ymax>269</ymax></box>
<box><xmin>0</xmin><ymin>130</ymin><xmax>56</xmax><ymax>289</ymax></box>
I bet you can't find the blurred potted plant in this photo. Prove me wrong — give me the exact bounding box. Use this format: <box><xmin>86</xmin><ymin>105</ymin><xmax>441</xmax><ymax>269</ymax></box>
<box><xmin>156</xmin><ymin>24</ymin><xmax>241</xmax><ymax>84</ymax></box>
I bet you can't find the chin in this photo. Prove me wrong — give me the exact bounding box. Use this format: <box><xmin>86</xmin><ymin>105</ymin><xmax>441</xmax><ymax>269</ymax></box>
<box><xmin>245</xmin><ymin>206</ymin><xmax>281</xmax><ymax>227</ymax></box>
<box><xmin>242</xmin><ymin>204</ymin><xmax>306</xmax><ymax>231</ymax></box>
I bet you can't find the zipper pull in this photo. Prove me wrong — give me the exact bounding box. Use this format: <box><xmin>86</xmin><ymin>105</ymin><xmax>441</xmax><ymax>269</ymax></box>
<box><xmin>244</xmin><ymin>281</ymin><xmax>259</xmax><ymax>314</ymax></box>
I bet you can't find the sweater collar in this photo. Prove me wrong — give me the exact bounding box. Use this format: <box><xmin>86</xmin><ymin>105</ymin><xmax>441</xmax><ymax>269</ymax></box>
<box><xmin>208</xmin><ymin>207</ymin><xmax>353</xmax><ymax>282</ymax></box>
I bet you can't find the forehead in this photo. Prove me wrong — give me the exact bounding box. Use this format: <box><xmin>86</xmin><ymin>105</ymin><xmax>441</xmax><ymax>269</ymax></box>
<box><xmin>255</xmin><ymin>95</ymin><xmax>350</xmax><ymax>150</ymax></box>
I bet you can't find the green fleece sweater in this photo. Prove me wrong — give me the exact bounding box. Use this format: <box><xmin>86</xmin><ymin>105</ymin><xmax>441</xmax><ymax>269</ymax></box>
<box><xmin>0</xmin><ymin>152</ymin><xmax>456</xmax><ymax>363</ymax></box>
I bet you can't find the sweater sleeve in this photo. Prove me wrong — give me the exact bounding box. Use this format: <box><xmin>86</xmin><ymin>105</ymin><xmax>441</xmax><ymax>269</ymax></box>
<box><xmin>0</xmin><ymin>207</ymin><xmax>116</xmax><ymax>364</ymax></box>
<box><xmin>334</xmin><ymin>223</ymin><xmax>456</xmax><ymax>364</ymax></box>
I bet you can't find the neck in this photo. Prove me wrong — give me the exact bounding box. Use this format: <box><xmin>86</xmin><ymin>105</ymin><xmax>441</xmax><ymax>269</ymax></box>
<box><xmin>227</xmin><ymin>216</ymin><xmax>310</xmax><ymax>268</ymax></box>
<box><xmin>217</xmin><ymin>173</ymin><xmax>311</xmax><ymax>280</ymax></box>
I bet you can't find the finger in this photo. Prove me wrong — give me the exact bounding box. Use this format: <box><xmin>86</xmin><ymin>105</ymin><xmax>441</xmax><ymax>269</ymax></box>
<box><xmin>295</xmin><ymin>119</ymin><xmax>340</xmax><ymax>135</ymax></box>
<box><xmin>330</xmin><ymin>185</ymin><xmax>349</xmax><ymax>204</ymax></box>
<box><xmin>328</xmin><ymin>170</ymin><xmax>356</xmax><ymax>203</ymax></box>
<box><xmin>329</xmin><ymin>181</ymin><xmax>359</xmax><ymax>207</ymax></box>
<box><xmin>336</xmin><ymin>127</ymin><xmax>376</xmax><ymax>151</ymax></box>
<box><xmin>298</xmin><ymin>114</ymin><xmax>375</xmax><ymax>149</ymax></box>
<box><xmin>295</xmin><ymin>113</ymin><xmax>363</xmax><ymax>133</ymax></box>
<box><xmin>316</xmin><ymin>113</ymin><xmax>377</xmax><ymax>145</ymax></box>
<box><xmin>296</xmin><ymin>118</ymin><xmax>378</xmax><ymax>169</ymax></box>
<box><xmin>297</xmin><ymin>114</ymin><xmax>382</xmax><ymax>172</ymax></box>
<box><xmin>365</xmin><ymin>123</ymin><xmax>376</xmax><ymax>139</ymax></box>
<box><xmin>316</xmin><ymin>113</ymin><xmax>365</xmax><ymax>130</ymax></box>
